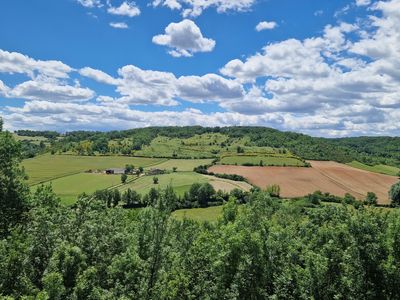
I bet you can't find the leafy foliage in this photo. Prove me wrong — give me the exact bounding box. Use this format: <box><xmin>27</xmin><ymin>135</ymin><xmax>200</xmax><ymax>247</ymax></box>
<box><xmin>389</xmin><ymin>182</ymin><xmax>400</xmax><ymax>206</ymax></box>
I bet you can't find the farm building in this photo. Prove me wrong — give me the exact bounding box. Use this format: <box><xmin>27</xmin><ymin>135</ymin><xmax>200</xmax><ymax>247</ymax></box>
<box><xmin>105</xmin><ymin>168</ymin><xmax>126</xmax><ymax>175</ymax></box>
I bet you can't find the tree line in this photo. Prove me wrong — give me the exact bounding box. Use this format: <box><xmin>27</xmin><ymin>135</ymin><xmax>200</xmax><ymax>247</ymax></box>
<box><xmin>17</xmin><ymin>126</ymin><xmax>400</xmax><ymax>168</ymax></box>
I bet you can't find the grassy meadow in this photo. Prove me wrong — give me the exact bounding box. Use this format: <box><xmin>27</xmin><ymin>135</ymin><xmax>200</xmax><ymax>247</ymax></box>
<box><xmin>118</xmin><ymin>172</ymin><xmax>209</xmax><ymax>196</ymax></box>
<box><xmin>220</xmin><ymin>155</ymin><xmax>305</xmax><ymax>166</ymax></box>
<box><xmin>34</xmin><ymin>173</ymin><xmax>133</xmax><ymax>205</ymax></box>
<box><xmin>148</xmin><ymin>158</ymin><xmax>214</xmax><ymax>171</ymax></box>
<box><xmin>23</xmin><ymin>154</ymin><xmax>165</xmax><ymax>185</ymax></box>
<box><xmin>347</xmin><ymin>161</ymin><xmax>400</xmax><ymax>176</ymax></box>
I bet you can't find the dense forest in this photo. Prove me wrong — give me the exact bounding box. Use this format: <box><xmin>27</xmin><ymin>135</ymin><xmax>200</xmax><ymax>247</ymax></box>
<box><xmin>17</xmin><ymin>126</ymin><xmax>400</xmax><ymax>167</ymax></box>
<box><xmin>2</xmin><ymin>120</ymin><xmax>400</xmax><ymax>299</ymax></box>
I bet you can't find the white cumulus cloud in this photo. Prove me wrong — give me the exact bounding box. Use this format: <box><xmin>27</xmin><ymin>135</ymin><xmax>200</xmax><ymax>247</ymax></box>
<box><xmin>152</xmin><ymin>0</ymin><xmax>256</xmax><ymax>17</ymax></box>
<box><xmin>152</xmin><ymin>19</ymin><xmax>215</xmax><ymax>57</ymax></box>
<box><xmin>255</xmin><ymin>21</ymin><xmax>277</xmax><ymax>31</ymax></box>
<box><xmin>0</xmin><ymin>49</ymin><xmax>73</xmax><ymax>79</ymax></box>
<box><xmin>107</xmin><ymin>1</ymin><xmax>140</xmax><ymax>17</ymax></box>
<box><xmin>109</xmin><ymin>22</ymin><xmax>129</xmax><ymax>29</ymax></box>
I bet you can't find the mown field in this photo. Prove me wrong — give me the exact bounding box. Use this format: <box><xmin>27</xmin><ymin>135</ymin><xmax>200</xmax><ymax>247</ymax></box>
<box><xmin>118</xmin><ymin>172</ymin><xmax>209</xmax><ymax>196</ymax></box>
<box><xmin>220</xmin><ymin>155</ymin><xmax>305</xmax><ymax>167</ymax></box>
<box><xmin>118</xmin><ymin>171</ymin><xmax>252</xmax><ymax>197</ymax></box>
<box><xmin>22</xmin><ymin>154</ymin><xmax>164</xmax><ymax>185</ymax></box>
<box><xmin>347</xmin><ymin>161</ymin><xmax>400</xmax><ymax>176</ymax></box>
<box><xmin>34</xmin><ymin>173</ymin><xmax>133</xmax><ymax>205</ymax></box>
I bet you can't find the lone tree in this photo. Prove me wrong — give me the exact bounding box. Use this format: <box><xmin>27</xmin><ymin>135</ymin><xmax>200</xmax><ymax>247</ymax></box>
<box><xmin>389</xmin><ymin>182</ymin><xmax>400</xmax><ymax>207</ymax></box>
<box><xmin>121</xmin><ymin>173</ymin><xmax>128</xmax><ymax>184</ymax></box>
<box><xmin>153</xmin><ymin>177</ymin><xmax>159</xmax><ymax>184</ymax></box>
<box><xmin>266</xmin><ymin>184</ymin><xmax>280</xmax><ymax>198</ymax></box>
<box><xmin>364</xmin><ymin>192</ymin><xmax>378</xmax><ymax>206</ymax></box>
<box><xmin>125</xmin><ymin>164</ymin><xmax>135</xmax><ymax>174</ymax></box>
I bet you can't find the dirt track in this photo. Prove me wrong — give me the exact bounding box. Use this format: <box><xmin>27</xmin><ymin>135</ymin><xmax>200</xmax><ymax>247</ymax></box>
<box><xmin>209</xmin><ymin>161</ymin><xmax>399</xmax><ymax>204</ymax></box>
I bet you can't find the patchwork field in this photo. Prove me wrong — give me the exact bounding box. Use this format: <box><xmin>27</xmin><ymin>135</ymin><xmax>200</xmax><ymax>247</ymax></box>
<box><xmin>220</xmin><ymin>155</ymin><xmax>305</xmax><ymax>167</ymax></box>
<box><xmin>209</xmin><ymin>161</ymin><xmax>399</xmax><ymax>204</ymax></box>
<box><xmin>34</xmin><ymin>173</ymin><xmax>132</xmax><ymax>205</ymax></box>
<box><xmin>347</xmin><ymin>161</ymin><xmax>400</xmax><ymax>177</ymax></box>
<box><xmin>22</xmin><ymin>154</ymin><xmax>164</xmax><ymax>185</ymax></box>
<box><xmin>134</xmin><ymin>134</ymin><xmax>280</xmax><ymax>159</ymax></box>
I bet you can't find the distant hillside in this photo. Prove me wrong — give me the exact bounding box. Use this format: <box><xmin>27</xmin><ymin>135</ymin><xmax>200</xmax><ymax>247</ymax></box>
<box><xmin>15</xmin><ymin>126</ymin><xmax>400</xmax><ymax>167</ymax></box>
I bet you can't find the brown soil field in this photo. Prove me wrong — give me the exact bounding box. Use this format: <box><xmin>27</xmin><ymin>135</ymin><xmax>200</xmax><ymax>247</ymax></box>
<box><xmin>209</xmin><ymin>161</ymin><xmax>399</xmax><ymax>204</ymax></box>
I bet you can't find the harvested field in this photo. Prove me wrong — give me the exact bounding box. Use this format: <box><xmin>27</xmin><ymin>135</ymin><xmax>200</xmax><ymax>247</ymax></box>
<box><xmin>209</xmin><ymin>161</ymin><xmax>399</xmax><ymax>204</ymax></box>
<box><xmin>203</xmin><ymin>175</ymin><xmax>253</xmax><ymax>193</ymax></box>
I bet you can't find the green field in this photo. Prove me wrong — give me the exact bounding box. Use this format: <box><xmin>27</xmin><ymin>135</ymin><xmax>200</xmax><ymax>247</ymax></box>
<box><xmin>172</xmin><ymin>206</ymin><xmax>223</xmax><ymax>222</ymax></box>
<box><xmin>148</xmin><ymin>159</ymin><xmax>214</xmax><ymax>171</ymax></box>
<box><xmin>34</xmin><ymin>173</ymin><xmax>132</xmax><ymax>205</ymax></box>
<box><xmin>134</xmin><ymin>134</ymin><xmax>279</xmax><ymax>159</ymax></box>
<box><xmin>13</xmin><ymin>134</ymin><xmax>51</xmax><ymax>146</ymax></box>
<box><xmin>347</xmin><ymin>161</ymin><xmax>400</xmax><ymax>176</ymax></box>
<box><xmin>22</xmin><ymin>154</ymin><xmax>165</xmax><ymax>185</ymax></box>
<box><xmin>220</xmin><ymin>155</ymin><xmax>305</xmax><ymax>167</ymax></box>
<box><xmin>118</xmin><ymin>172</ymin><xmax>209</xmax><ymax>196</ymax></box>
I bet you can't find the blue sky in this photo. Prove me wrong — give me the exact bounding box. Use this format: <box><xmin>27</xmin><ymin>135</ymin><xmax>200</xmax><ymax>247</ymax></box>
<box><xmin>0</xmin><ymin>0</ymin><xmax>399</xmax><ymax>136</ymax></box>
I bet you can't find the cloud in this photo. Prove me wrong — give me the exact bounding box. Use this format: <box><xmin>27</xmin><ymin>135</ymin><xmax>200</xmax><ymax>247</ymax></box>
<box><xmin>0</xmin><ymin>80</ymin><xmax>10</xmax><ymax>96</ymax></box>
<box><xmin>314</xmin><ymin>10</ymin><xmax>324</xmax><ymax>16</ymax></box>
<box><xmin>3</xmin><ymin>100</ymin><xmax>282</xmax><ymax>132</ymax></box>
<box><xmin>109</xmin><ymin>22</ymin><xmax>129</xmax><ymax>29</ymax></box>
<box><xmin>79</xmin><ymin>65</ymin><xmax>243</xmax><ymax>105</ymax></box>
<box><xmin>255</xmin><ymin>21</ymin><xmax>277</xmax><ymax>31</ymax></box>
<box><xmin>0</xmin><ymin>49</ymin><xmax>73</xmax><ymax>79</ymax></box>
<box><xmin>355</xmin><ymin>0</ymin><xmax>371</xmax><ymax>6</ymax></box>
<box><xmin>76</xmin><ymin>0</ymin><xmax>102</xmax><ymax>8</ymax></box>
<box><xmin>116</xmin><ymin>65</ymin><xmax>178</xmax><ymax>106</ymax></box>
<box><xmin>177</xmin><ymin>74</ymin><xmax>244</xmax><ymax>102</ymax></box>
<box><xmin>79</xmin><ymin>67</ymin><xmax>119</xmax><ymax>85</ymax></box>
<box><xmin>152</xmin><ymin>19</ymin><xmax>215</xmax><ymax>57</ymax></box>
<box><xmin>152</xmin><ymin>0</ymin><xmax>256</xmax><ymax>17</ymax></box>
<box><xmin>107</xmin><ymin>1</ymin><xmax>140</xmax><ymax>17</ymax></box>
<box><xmin>9</xmin><ymin>80</ymin><xmax>95</xmax><ymax>102</ymax></box>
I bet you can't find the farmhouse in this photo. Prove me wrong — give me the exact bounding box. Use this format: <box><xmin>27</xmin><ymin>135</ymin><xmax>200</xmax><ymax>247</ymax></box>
<box><xmin>105</xmin><ymin>168</ymin><xmax>126</xmax><ymax>175</ymax></box>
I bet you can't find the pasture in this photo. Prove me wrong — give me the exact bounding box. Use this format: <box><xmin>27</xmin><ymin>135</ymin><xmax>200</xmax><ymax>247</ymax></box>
<box><xmin>347</xmin><ymin>161</ymin><xmax>400</xmax><ymax>176</ymax></box>
<box><xmin>34</xmin><ymin>173</ymin><xmax>131</xmax><ymax>205</ymax></box>
<box><xmin>118</xmin><ymin>171</ymin><xmax>252</xmax><ymax>196</ymax></box>
<box><xmin>148</xmin><ymin>158</ymin><xmax>214</xmax><ymax>171</ymax></box>
<box><xmin>220</xmin><ymin>155</ymin><xmax>305</xmax><ymax>167</ymax></box>
<box><xmin>22</xmin><ymin>154</ymin><xmax>164</xmax><ymax>185</ymax></box>
<box><xmin>209</xmin><ymin>161</ymin><xmax>399</xmax><ymax>204</ymax></box>
<box><xmin>118</xmin><ymin>172</ymin><xmax>209</xmax><ymax>196</ymax></box>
